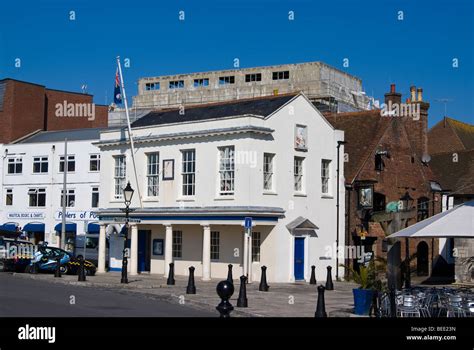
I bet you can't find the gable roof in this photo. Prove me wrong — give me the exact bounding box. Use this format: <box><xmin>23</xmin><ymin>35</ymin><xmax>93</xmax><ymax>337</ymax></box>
<box><xmin>131</xmin><ymin>93</ymin><xmax>298</xmax><ymax>128</ymax></box>
<box><xmin>430</xmin><ymin>149</ymin><xmax>474</xmax><ymax>195</ymax></box>
<box><xmin>428</xmin><ymin>117</ymin><xmax>474</xmax><ymax>154</ymax></box>
<box><xmin>325</xmin><ymin>110</ymin><xmax>392</xmax><ymax>183</ymax></box>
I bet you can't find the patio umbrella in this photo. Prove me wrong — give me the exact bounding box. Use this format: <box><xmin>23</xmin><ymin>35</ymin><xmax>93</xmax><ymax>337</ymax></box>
<box><xmin>387</xmin><ymin>200</ymin><xmax>474</xmax><ymax>238</ymax></box>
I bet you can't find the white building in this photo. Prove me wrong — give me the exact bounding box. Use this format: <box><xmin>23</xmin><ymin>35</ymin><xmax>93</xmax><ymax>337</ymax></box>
<box><xmin>0</xmin><ymin>128</ymin><xmax>106</xmax><ymax>254</ymax></box>
<box><xmin>96</xmin><ymin>93</ymin><xmax>345</xmax><ymax>283</ymax></box>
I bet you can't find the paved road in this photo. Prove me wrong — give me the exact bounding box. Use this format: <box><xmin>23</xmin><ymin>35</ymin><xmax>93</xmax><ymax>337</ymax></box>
<box><xmin>0</xmin><ymin>273</ymin><xmax>215</xmax><ymax>317</ymax></box>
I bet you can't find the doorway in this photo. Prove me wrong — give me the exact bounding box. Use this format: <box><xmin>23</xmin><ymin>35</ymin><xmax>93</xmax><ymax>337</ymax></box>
<box><xmin>294</xmin><ymin>237</ymin><xmax>305</xmax><ymax>280</ymax></box>
<box><xmin>138</xmin><ymin>230</ymin><xmax>151</xmax><ymax>272</ymax></box>
<box><xmin>416</xmin><ymin>241</ymin><xmax>429</xmax><ymax>276</ymax></box>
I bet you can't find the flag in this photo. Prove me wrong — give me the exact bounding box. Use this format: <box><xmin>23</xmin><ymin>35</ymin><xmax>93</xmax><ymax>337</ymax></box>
<box><xmin>114</xmin><ymin>68</ymin><xmax>122</xmax><ymax>104</ymax></box>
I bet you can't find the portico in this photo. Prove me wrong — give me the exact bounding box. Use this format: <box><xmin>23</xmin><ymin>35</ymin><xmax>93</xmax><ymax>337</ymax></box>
<box><xmin>96</xmin><ymin>206</ymin><xmax>283</xmax><ymax>281</ymax></box>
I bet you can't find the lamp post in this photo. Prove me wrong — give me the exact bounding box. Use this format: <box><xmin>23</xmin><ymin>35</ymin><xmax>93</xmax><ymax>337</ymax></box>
<box><xmin>121</xmin><ymin>182</ymin><xmax>134</xmax><ymax>284</ymax></box>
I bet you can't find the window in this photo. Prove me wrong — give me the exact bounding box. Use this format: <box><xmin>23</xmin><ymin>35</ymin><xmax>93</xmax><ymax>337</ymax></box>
<box><xmin>60</xmin><ymin>189</ymin><xmax>76</xmax><ymax>207</ymax></box>
<box><xmin>245</xmin><ymin>73</ymin><xmax>262</xmax><ymax>82</ymax></box>
<box><xmin>145</xmin><ymin>82</ymin><xmax>160</xmax><ymax>91</ymax></box>
<box><xmin>172</xmin><ymin>230</ymin><xmax>182</xmax><ymax>258</ymax></box>
<box><xmin>294</xmin><ymin>157</ymin><xmax>304</xmax><ymax>192</ymax></box>
<box><xmin>28</xmin><ymin>188</ymin><xmax>46</xmax><ymax>207</ymax></box>
<box><xmin>146</xmin><ymin>153</ymin><xmax>160</xmax><ymax>197</ymax></box>
<box><xmin>89</xmin><ymin>154</ymin><xmax>100</xmax><ymax>172</ymax></box>
<box><xmin>263</xmin><ymin>153</ymin><xmax>274</xmax><ymax>191</ymax></box>
<box><xmin>193</xmin><ymin>78</ymin><xmax>209</xmax><ymax>87</ymax></box>
<box><xmin>5</xmin><ymin>189</ymin><xmax>13</xmax><ymax>206</ymax></box>
<box><xmin>182</xmin><ymin>149</ymin><xmax>196</xmax><ymax>196</ymax></box>
<box><xmin>375</xmin><ymin>154</ymin><xmax>384</xmax><ymax>171</ymax></box>
<box><xmin>252</xmin><ymin>231</ymin><xmax>261</xmax><ymax>262</ymax></box>
<box><xmin>211</xmin><ymin>231</ymin><xmax>220</xmax><ymax>260</ymax></box>
<box><xmin>417</xmin><ymin>197</ymin><xmax>430</xmax><ymax>221</ymax></box>
<box><xmin>91</xmin><ymin>187</ymin><xmax>99</xmax><ymax>208</ymax></box>
<box><xmin>169</xmin><ymin>80</ymin><xmax>184</xmax><ymax>89</ymax></box>
<box><xmin>373</xmin><ymin>192</ymin><xmax>386</xmax><ymax>212</ymax></box>
<box><xmin>7</xmin><ymin>157</ymin><xmax>22</xmax><ymax>174</ymax></box>
<box><xmin>272</xmin><ymin>70</ymin><xmax>289</xmax><ymax>80</ymax></box>
<box><xmin>59</xmin><ymin>155</ymin><xmax>75</xmax><ymax>172</ymax></box>
<box><xmin>218</xmin><ymin>146</ymin><xmax>235</xmax><ymax>195</ymax></box>
<box><xmin>33</xmin><ymin>156</ymin><xmax>48</xmax><ymax>173</ymax></box>
<box><xmin>321</xmin><ymin>160</ymin><xmax>331</xmax><ymax>194</ymax></box>
<box><xmin>218</xmin><ymin>76</ymin><xmax>235</xmax><ymax>85</ymax></box>
<box><xmin>114</xmin><ymin>156</ymin><xmax>126</xmax><ymax>199</ymax></box>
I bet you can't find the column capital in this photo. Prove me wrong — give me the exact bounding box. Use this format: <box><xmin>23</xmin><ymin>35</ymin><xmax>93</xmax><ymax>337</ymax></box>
<box><xmin>200</xmin><ymin>222</ymin><xmax>211</xmax><ymax>228</ymax></box>
<box><xmin>163</xmin><ymin>223</ymin><xmax>173</xmax><ymax>228</ymax></box>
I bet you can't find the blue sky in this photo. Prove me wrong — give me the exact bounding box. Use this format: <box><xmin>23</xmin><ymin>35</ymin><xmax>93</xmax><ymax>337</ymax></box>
<box><xmin>0</xmin><ymin>0</ymin><xmax>472</xmax><ymax>127</ymax></box>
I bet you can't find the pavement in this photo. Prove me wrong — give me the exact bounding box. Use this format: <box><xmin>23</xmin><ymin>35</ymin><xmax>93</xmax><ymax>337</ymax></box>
<box><xmin>5</xmin><ymin>271</ymin><xmax>360</xmax><ymax>317</ymax></box>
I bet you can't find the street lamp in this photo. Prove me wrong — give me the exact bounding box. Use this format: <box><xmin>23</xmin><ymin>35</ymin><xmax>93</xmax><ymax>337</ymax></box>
<box><xmin>121</xmin><ymin>181</ymin><xmax>134</xmax><ymax>284</ymax></box>
<box><xmin>400</xmin><ymin>191</ymin><xmax>414</xmax><ymax>211</ymax></box>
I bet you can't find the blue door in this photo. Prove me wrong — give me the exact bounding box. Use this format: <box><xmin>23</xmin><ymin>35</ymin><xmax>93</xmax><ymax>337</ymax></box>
<box><xmin>138</xmin><ymin>230</ymin><xmax>151</xmax><ymax>272</ymax></box>
<box><xmin>294</xmin><ymin>237</ymin><xmax>305</xmax><ymax>280</ymax></box>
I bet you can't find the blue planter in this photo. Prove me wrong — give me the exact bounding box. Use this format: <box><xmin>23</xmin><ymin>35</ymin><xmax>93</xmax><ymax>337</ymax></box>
<box><xmin>353</xmin><ymin>288</ymin><xmax>374</xmax><ymax>315</ymax></box>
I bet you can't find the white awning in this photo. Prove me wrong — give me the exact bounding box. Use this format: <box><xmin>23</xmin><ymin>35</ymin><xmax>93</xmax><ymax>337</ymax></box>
<box><xmin>387</xmin><ymin>200</ymin><xmax>474</xmax><ymax>238</ymax></box>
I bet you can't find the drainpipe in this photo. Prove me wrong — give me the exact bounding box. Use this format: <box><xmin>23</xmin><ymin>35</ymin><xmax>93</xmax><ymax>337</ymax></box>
<box><xmin>336</xmin><ymin>140</ymin><xmax>347</xmax><ymax>281</ymax></box>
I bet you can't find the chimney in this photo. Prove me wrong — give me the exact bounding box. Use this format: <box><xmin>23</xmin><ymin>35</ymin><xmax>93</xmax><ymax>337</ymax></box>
<box><xmin>384</xmin><ymin>84</ymin><xmax>402</xmax><ymax>105</ymax></box>
<box><xmin>410</xmin><ymin>86</ymin><xmax>416</xmax><ymax>102</ymax></box>
<box><xmin>417</xmin><ymin>88</ymin><xmax>423</xmax><ymax>102</ymax></box>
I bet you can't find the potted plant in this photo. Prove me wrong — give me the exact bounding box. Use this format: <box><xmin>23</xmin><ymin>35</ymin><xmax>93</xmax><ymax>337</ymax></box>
<box><xmin>342</xmin><ymin>259</ymin><xmax>386</xmax><ymax>316</ymax></box>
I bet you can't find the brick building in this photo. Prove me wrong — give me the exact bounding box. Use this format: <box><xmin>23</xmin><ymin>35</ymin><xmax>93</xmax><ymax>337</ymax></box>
<box><xmin>0</xmin><ymin>78</ymin><xmax>108</xmax><ymax>144</ymax></box>
<box><xmin>326</xmin><ymin>84</ymin><xmax>443</xmax><ymax>281</ymax></box>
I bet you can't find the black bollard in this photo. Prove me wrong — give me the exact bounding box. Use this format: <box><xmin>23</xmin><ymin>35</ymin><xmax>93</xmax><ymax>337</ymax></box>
<box><xmin>216</xmin><ymin>280</ymin><xmax>234</xmax><ymax>318</ymax></box>
<box><xmin>310</xmin><ymin>265</ymin><xmax>317</xmax><ymax>285</ymax></box>
<box><xmin>186</xmin><ymin>266</ymin><xmax>196</xmax><ymax>294</ymax></box>
<box><xmin>325</xmin><ymin>265</ymin><xmax>334</xmax><ymax>290</ymax></box>
<box><xmin>227</xmin><ymin>264</ymin><xmax>233</xmax><ymax>284</ymax></box>
<box><xmin>236</xmin><ymin>275</ymin><xmax>248</xmax><ymax>308</ymax></box>
<box><xmin>121</xmin><ymin>248</ymin><xmax>128</xmax><ymax>284</ymax></box>
<box><xmin>167</xmin><ymin>262</ymin><xmax>175</xmax><ymax>285</ymax></box>
<box><xmin>259</xmin><ymin>266</ymin><xmax>269</xmax><ymax>292</ymax></box>
<box><xmin>314</xmin><ymin>285</ymin><xmax>327</xmax><ymax>317</ymax></box>
<box><xmin>54</xmin><ymin>256</ymin><xmax>61</xmax><ymax>278</ymax></box>
<box><xmin>77</xmin><ymin>256</ymin><xmax>86</xmax><ymax>282</ymax></box>
<box><xmin>389</xmin><ymin>288</ymin><xmax>397</xmax><ymax>318</ymax></box>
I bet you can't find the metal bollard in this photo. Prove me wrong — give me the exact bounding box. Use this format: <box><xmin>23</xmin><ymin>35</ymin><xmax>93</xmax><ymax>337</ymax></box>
<box><xmin>186</xmin><ymin>266</ymin><xmax>196</xmax><ymax>294</ymax></box>
<box><xmin>259</xmin><ymin>266</ymin><xmax>269</xmax><ymax>292</ymax></box>
<box><xmin>227</xmin><ymin>264</ymin><xmax>233</xmax><ymax>284</ymax></box>
<box><xmin>236</xmin><ymin>275</ymin><xmax>248</xmax><ymax>308</ymax></box>
<box><xmin>78</xmin><ymin>256</ymin><xmax>86</xmax><ymax>282</ymax></box>
<box><xmin>314</xmin><ymin>285</ymin><xmax>327</xmax><ymax>318</ymax></box>
<box><xmin>216</xmin><ymin>280</ymin><xmax>234</xmax><ymax>318</ymax></box>
<box><xmin>310</xmin><ymin>265</ymin><xmax>317</xmax><ymax>285</ymax></box>
<box><xmin>167</xmin><ymin>262</ymin><xmax>175</xmax><ymax>285</ymax></box>
<box><xmin>121</xmin><ymin>248</ymin><xmax>128</xmax><ymax>284</ymax></box>
<box><xmin>54</xmin><ymin>256</ymin><xmax>61</xmax><ymax>278</ymax></box>
<box><xmin>325</xmin><ymin>266</ymin><xmax>334</xmax><ymax>290</ymax></box>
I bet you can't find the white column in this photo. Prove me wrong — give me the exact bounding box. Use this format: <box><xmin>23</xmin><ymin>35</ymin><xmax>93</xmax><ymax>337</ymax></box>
<box><xmin>247</xmin><ymin>231</ymin><xmax>253</xmax><ymax>283</ymax></box>
<box><xmin>243</xmin><ymin>229</ymin><xmax>249</xmax><ymax>279</ymax></box>
<box><xmin>164</xmin><ymin>224</ymin><xmax>173</xmax><ymax>277</ymax></box>
<box><xmin>202</xmin><ymin>224</ymin><xmax>211</xmax><ymax>281</ymax></box>
<box><xmin>97</xmin><ymin>224</ymin><xmax>107</xmax><ymax>273</ymax></box>
<box><xmin>130</xmin><ymin>224</ymin><xmax>138</xmax><ymax>276</ymax></box>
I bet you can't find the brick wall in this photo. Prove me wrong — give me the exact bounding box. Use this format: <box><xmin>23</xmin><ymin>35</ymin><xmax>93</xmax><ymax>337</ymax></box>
<box><xmin>45</xmin><ymin>89</ymin><xmax>107</xmax><ymax>131</ymax></box>
<box><xmin>0</xmin><ymin>79</ymin><xmax>108</xmax><ymax>144</ymax></box>
<box><xmin>0</xmin><ymin>80</ymin><xmax>45</xmax><ymax>143</ymax></box>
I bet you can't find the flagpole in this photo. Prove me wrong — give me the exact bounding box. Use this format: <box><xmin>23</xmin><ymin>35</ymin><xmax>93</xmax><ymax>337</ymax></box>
<box><xmin>116</xmin><ymin>56</ymin><xmax>143</xmax><ymax>208</ymax></box>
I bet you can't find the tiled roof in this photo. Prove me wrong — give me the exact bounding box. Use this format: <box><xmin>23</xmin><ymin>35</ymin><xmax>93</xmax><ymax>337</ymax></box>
<box><xmin>446</xmin><ymin>117</ymin><xmax>474</xmax><ymax>150</ymax></box>
<box><xmin>325</xmin><ymin>110</ymin><xmax>392</xmax><ymax>183</ymax></box>
<box><xmin>430</xmin><ymin>149</ymin><xmax>474</xmax><ymax>195</ymax></box>
<box><xmin>131</xmin><ymin>93</ymin><xmax>298</xmax><ymax>128</ymax></box>
<box><xmin>18</xmin><ymin>127</ymin><xmax>109</xmax><ymax>143</ymax></box>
